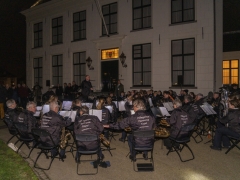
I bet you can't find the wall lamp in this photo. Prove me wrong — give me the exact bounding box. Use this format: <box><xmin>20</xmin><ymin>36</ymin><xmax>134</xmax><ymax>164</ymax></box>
<box><xmin>119</xmin><ymin>52</ymin><xmax>127</xmax><ymax>68</ymax></box>
<box><xmin>86</xmin><ymin>56</ymin><xmax>94</xmax><ymax>70</ymax></box>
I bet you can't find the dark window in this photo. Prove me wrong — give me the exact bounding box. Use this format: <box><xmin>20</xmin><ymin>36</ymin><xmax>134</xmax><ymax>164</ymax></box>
<box><xmin>171</xmin><ymin>0</ymin><xmax>195</xmax><ymax>24</ymax></box>
<box><xmin>102</xmin><ymin>2</ymin><xmax>118</xmax><ymax>35</ymax></box>
<box><xmin>171</xmin><ymin>38</ymin><xmax>195</xmax><ymax>86</ymax></box>
<box><xmin>52</xmin><ymin>17</ymin><xmax>63</xmax><ymax>44</ymax></box>
<box><xmin>132</xmin><ymin>0</ymin><xmax>151</xmax><ymax>30</ymax></box>
<box><xmin>33</xmin><ymin>22</ymin><xmax>43</xmax><ymax>48</ymax></box>
<box><xmin>33</xmin><ymin>57</ymin><xmax>43</xmax><ymax>86</ymax></box>
<box><xmin>73</xmin><ymin>52</ymin><xmax>86</xmax><ymax>85</ymax></box>
<box><xmin>52</xmin><ymin>55</ymin><xmax>63</xmax><ymax>85</ymax></box>
<box><xmin>132</xmin><ymin>43</ymin><xmax>151</xmax><ymax>86</ymax></box>
<box><xmin>73</xmin><ymin>11</ymin><xmax>86</xmax><ymax>40</ymax></box>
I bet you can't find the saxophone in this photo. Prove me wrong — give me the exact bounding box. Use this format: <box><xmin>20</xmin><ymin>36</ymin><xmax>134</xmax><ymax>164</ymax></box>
<box><xmin>99</xmin><ymin>134</ymin><xmax>110</xmax><ymax>147</ymax></box>
<box><xmin>59</xmin><ymin>127</ymin><xmax>71</xmax><ymax>149</ymax></box>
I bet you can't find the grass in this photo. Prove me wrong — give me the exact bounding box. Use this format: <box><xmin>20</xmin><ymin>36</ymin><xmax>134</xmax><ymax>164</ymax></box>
<box><xmin>0</xmin><ymin>140</ymin><xmax>38</xmax><ymax>180</ymax></box>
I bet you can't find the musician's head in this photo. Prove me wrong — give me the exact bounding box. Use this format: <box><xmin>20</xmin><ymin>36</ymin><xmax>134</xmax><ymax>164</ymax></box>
<box><xmin>213</xmin><ymin>92</ymin><xmax>220</xmax><ymax>99</ymax></box>
<box><xmin>228</xmin><ymin>99</ymin><xmax>240</xmax><ymax>109</ymax></box>
<box><xmin>163</xmin><ymin>91</ymin><xmax>170</xmax><ymax>98</ymax></box>
<box><xmin>50</xmin><ymin>101</ymin><xmax>60</xmax><ymax>113</ymax></box>
<box><xmin>97</xmin><ymin>98</ymin><xmax>105</xmax><ymax>110</ymax></box>
<box><xmin>80</xmin><ymin>105</ymin><xmax>89</xmax><ymax>115</ymax></box>
<box><xmin>106</xmin><ymin>96</ymin><xmax>112</xmax><ymax>104</ymax></box>
<box><xmin>195</xmin><ymin>93</ymin><xmax>203</xmax><ymax>101</ymax></box>
<box><xmin>26</xmin><ymin>101</ymin><xmax>37</xmax><ymax>113</ymax></box>
<box><xmin>133</xmin><ymin>99</ymin><xmax>146</xmax><ymax>112</ymax></box>
<box><xmin>184</xmin><ymin>95</ymin><xmax>193</xmax><ymax>104</ymax></box>
<box><xmin>85</xmin><ymin>75</ymin><xmax>90</xmax><ymax>81</ymax></box>
<box><xmin>173</xmin><ymin>99</ymin><xmax>182</xmax><ymax>108</ymax></box>
<box><xmin>48</xmin><ymin>95</ymin><xmax>58</xmax><ymax>103</ymax></box>
<box><xmin>6</xmin><ymin>99</ymin><xmax>16</xmax><ymax>109</ymax></box>
<box><xmin>72</xmin><ymin>99</ymin><xmax>81</xmax><ymax>107</ymax></box>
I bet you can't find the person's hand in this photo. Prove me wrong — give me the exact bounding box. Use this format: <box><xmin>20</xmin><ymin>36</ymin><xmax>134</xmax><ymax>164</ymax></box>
<box><xmin>103</xmin><ymin>125</ymin><xmax>109</xmax><ymax>128</ymax></box>
<box><xmin>90</xmin><ymin>88</ymin><xmax>93</xmax><ymax>90</ymax></box>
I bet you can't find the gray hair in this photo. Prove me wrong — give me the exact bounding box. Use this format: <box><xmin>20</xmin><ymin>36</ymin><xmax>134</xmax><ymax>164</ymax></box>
<box><xmin>26</xmin><ymin>101</ymin><xmax>36</xmax><ymax>109</ymax></box>
<box><xmin>49</xmin><ymin>101</ymin><xmax>59</xmax><ymax>111</ymax></box>
<box><xmin>6</xmin><ymin>99</ymin><xmax>16</xmax><ymax>108</ymax></box>
<box><xmin>133</xmin><ymin>99</ymin><xmax>146</xmax><ymax>110</ymax></box>
<box><xmin>173</xmin><ymin>99</ymin><xmax>182</xmax><ymax>108</ymax></box>
<box><xmin>81</xmin><ymin>106</ymin><xmax>89</xmax><ymax>114</ymax></box>
<box><xmin>184</xmin><ymin>95</ymin><xmax>193</xmax><ymax>103</ymax></box>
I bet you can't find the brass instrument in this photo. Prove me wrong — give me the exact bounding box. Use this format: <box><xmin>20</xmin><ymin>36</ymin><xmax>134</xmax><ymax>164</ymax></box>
<box><xmin>154</xmin><ymin>127</ymin><xmax>170</xmax><ymax>138</ymax></box>
<box><xmin>124</xmin><ymin>127</ymin><xmax>132</xmax><ymax>132</ymax></box>
<box><xmin>59</xmin><ymin>127</ymin><xmax>71</xmax><ymax>149</ymax></box>
<box><xmin>16</xmin><ymin>106</ymin><xmax>24</xmax><ymax>112</ymax></box>
<box><xmin>99</xmin><ymin>134</ymin><xmax>110</xmax><ymax>147</ymax></box>
<box><xmin>159</xmin><ymin>119</ymin><xmax>170</xmax><ymax>127</ymax></box>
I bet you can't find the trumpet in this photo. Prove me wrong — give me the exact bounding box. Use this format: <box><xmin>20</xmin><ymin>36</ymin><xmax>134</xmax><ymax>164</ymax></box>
<box><xmin>99</xmin><ymin>134</ymin><xmax>110</xmax><ymax>147</ymax></box>
<box><xmin>124</xmin><ymin>127</ymin><xmax>132</xmax><ymax>132</ymax></box>
<box><xmin>154</xmin><ymin>127</ymin><xmax>170</xmax><ymax>138</ymax></box>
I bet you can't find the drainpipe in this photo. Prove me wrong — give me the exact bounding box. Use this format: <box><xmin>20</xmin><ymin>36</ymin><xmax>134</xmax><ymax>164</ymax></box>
<box><xmin>213</xmin><ymin>0</ymin><xmax>216</xmax><ymax>91</ymax></box>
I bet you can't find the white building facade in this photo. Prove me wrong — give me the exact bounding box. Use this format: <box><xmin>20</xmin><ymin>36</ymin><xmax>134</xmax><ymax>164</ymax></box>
<box><xmin>22</xmin><ymin>0</ymin><xmax>223</xmax><ymax>95</ymax></box>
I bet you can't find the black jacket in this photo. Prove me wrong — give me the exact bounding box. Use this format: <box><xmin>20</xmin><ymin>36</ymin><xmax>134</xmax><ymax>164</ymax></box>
<box><xmin>220</xmin><ymin>108</ymin><xmax>240</xmax><ymax>134</ymax></box>
<box><xmin>4</xmin><ymin>108</ymin><xmax>20</xmax><ymax>130</ymax></box>
<box><xmin>81</xmin><ymin>80</ymin><xmax>92</xmax><ymax>97</ymax></box>
<box><xmin>40</xmin><ymin>110</ymin><xmax>72</xmax><ymax>145</ymax></box>
<box><xmin>17</xmin><ymin>110</ymin><xmax>38</xmax><ymax>133</ymax></box>
<box><xmin>110</xmin><ymin>110</ymin><xmax>156</xmax><ymax>147</ymax></box>
<box><xmin>74</xmin><ymin>114</ymin><xmax>104</xmax><ymax>149</ymax></box>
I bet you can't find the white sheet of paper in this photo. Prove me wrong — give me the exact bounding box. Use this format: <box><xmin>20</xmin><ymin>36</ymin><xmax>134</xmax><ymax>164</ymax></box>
<box><xmin>105</xmin><ymin>105</ymin><xmax>113</xmax><ymax>113</ymax></box>
<box><xmin>62</xmin><ymin>101</ymin><xmax>72</xmax><ymax>110</ymax></box>
<box><xmin>130</xmin><ymin>110</ymin><xmax>135</xmax><ymax>115</ymax></box>
<box><xmin>148</xmin><ymin>98</ymin><xmax>153</xmax><ymax>107</ymax></box>
<box><xmin>59</xmin><ymin>111</ymin><xmax>77</xmax><ymax>122</ymax></box>
<box><xmin>163</xmin><ymin>102</ymin><xmax>174</xmax><ymax>111</ymax></box>
<box><xmin>42</xmin><ymin>105</ymin><xmax>50</xmax><ymax>114</ymax></box>
<box><xmin>89</xmin><ymin>109</ymin><xmax>102</xmax><ymax>122</ymax></box>
<box><xmin>82</xmin><ymin>103</ymin><xmax>93</xmax><ymax>109</ymax></box>
<box><xmin>36</xmin><ymin>106</ymin><xmax>42</xmax><ymax>111</ymax></box>
<box><xmin>159</xmin><ymin>107</ymin><xmax>171</xmax><ymax>117</ymax></box>
<box><xmin>200</xmin><ymin>103</ymin><xmax>217</xmax><ymax>115</ymax></box>
<box><xmin>113</xmin><ymin>101</ymin><xmax>118</xmax><ymax>108</ymax></box>
<box><xmin>33</xmin><ymin>111</ymin><xmax>41</xmax><ymax>117</ymax></box>
<box><xmin>118</xmin><ymin>101</ymin><xmax>126</xmax><ymax>111</ymax></box>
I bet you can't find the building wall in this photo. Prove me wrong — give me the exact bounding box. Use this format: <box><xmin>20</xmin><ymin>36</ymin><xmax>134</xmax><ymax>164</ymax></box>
<box><xmin>22</xmin><ymin>0</ymin><xmax>223</xmax><ymax>95</ymax></box>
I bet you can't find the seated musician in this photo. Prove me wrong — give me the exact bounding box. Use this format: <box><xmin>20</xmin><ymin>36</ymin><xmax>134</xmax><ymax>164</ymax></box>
<box><xmin>211</xmin><ymin>99</ymin><xmax>240</xmax><ymax>150</ymax></box>
<box><xmin>40</xmin><ymin>101</ymin><xmax>72</xmax><ymax>159</ymax></box>
<box><xmin>164</xmin><ymin>99</ymin><xmax>195</xmax><ymax>149</ymax></box>
<box><xmin>5</xmin><ymin>99</ymin><xmax>19</xmax><ymax>130</ymax></box>
<box><xmin>105</xmin><ymin>96</ymin><xmax>117</xmax><ymax>122</ymax></box>
<box><xmin>74</xmin><ymin>106</ymin><xmax>104</xmax><ymax>162</ymax></box>
<box><xmin>152</xmin><ymin>91</ymin><xmax>161</xmax><ymax>107</ymax></box>
<box><xmin>118</xmin><ymin>91</ymin><xmax>126</xmax><ymax>101</ymax></box>
<box><xmin>160</xmin><ymin>91</ymin><xmax>173</xmax><ymax>106</ymax></box>
<box><xmin>68</xmin><ymin>99</ymin><xmax>82</xmax><ymax>130</ymax></box>
<box><xmin>104</xmin><ymin>99</ymin><xmax>156</xmax><ymax>161</ymax></box>
<box><xmin>17</xmin><ymin>101</ymin><xmax>38</xmax><ymax>134</ymax></box>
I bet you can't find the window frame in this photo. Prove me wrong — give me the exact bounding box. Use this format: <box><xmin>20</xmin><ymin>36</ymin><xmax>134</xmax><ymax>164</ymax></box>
<box><xmin>222</xmin><ymin>59</ymin><xmax>239</xmax><ymax>85</ymax></box>
<box><xmin>73</xmin><ymin>10</ymin><xmax>86</xmax><ymax>41</ymax></box>
<box><xmin>33</xmin><ymin>22</ymin><xmax>43</xmax><ymax>48</ymax></box>
<box><xmin>102</xmin><ymin>2</ymin><xmax>118</xmax><ymax>36</ymax></box>
<box><xmin>33</xmin><ymin>57</ymin><xmax>43</xmax><ymax>86</ymax></box>
<box><xmin>132</xmin><ymin>43</ymin><xmax>151</xmax><ymax>87</ymax></box>
<box><xmin>52</xmin><ymin>55</ymin><xmax>63</xmax><ymax>86</ymax></box>
<box><xmin>132</xmin><ymin>0</ymin><xmax>152</xmax><ymax>30</ymax></box>
<box><xmin>171</xmin><ymin>0</ymin><xmax>195</xmax><ymax>24</ymax></box>
<box><xmin>171</xmin><ymin>38</ymin><xmax>195</xmax><ymax>87</ymax></box>
<box><xmin>52</xmin><ymin>16</ymin><xmax>63</xmax><ymax>44</ymax></box>
<box><xmin>73</xmin><ymin>51</ymin><xmax>86</xmax><ymax>85</ymax></box>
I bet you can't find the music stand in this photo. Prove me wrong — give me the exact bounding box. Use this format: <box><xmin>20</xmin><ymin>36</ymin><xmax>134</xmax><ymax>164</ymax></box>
<box><xmin>163</xmin><ymin>102</ymin><xmax>174</xmax><ymax>111</ymax></box>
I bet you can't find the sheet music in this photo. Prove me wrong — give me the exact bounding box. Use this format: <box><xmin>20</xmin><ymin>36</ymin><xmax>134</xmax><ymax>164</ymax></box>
<box><xmin>36</xmin><ymin>106</ymin><xmax>42</xmax><ymax>111</ymax></box>
<box><xmin>118</xmin><ymin>101</ymin><xmax>126</xmax><ymax>111</ymax></box>
<box><xmin>42</xmin><ymin>105</ymin><xmax>50</xmax><ymax>114</ymax></box>
<box><xmin>62</xmin><ymin>101</ymin><xmax>72</xmax><ymax>110</ymax></box>
<box><xmin>96</xmin><ymin>100</ymin><xmax>99</xmax><ymax>107</ymax></box>
<box><xmin>104</xmin><ymin>105</ymin><xmax>113</xmax><ymax>113</ymax></box>
<box><xmin>89</xmin><ymin>109</ymin><xmax>102</xmax><ymax>122</ymax></box>
<box><xmin>113</xmin><ymin>101</ymin><xmax>118</xmax><ymax>108</ymax></box>
<box><xmin>148</xmin><ymin>98</ymin><xmax>153</xmax><ymax>107</ymax></box>
<box><xmin>59</xmin><ymin>111</ymin><xmax>77</xmax><ymax>122</ymax></box>
<box><xmin>130</xmin><ymin>110</ymin><xmax>135</xmax><ymax>115</ymax></box>
<box><xmin>33</xmin><ymin>111</ymin><xmax>41</xmax><ymax>117</ymax></box>
<box><xmin>159</xmin><ymin>107</ymin><xmax>171</xmax><ymax>117</ymax></box>
<box><xmin>163</xmin><ymin>102</ymin><xmax>174</xmax><ymax>111</ymax></box>
<box><xmin>200</xmin><ymin>103</ymin><xmax>217</xmax><ymax>115</ymax></box>
<box><xmin>82</xmin><ymin>103</ymin><xmax>93</xmax><ymax>109</ymax></box>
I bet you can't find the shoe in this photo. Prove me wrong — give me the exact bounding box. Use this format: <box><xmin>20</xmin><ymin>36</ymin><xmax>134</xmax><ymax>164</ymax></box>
<box><xmin>119</xmin><ymin>138</ymin><xmax>124</xmax><ymax>142</ymax></box>
<box><xmin>222</xmin><ymin>146</ymin><xmax>231</xmax><ymax>149</ymax></box>
<box><xmin>129</xmin><ymin>155</ymin><xmax>136</xmax><ymax>162</ymax></box>
<box><xmin>143</xmin><ymin>153</ymin><xmax>148</xmax><ymax>160</ymax></box>
<box><xmin>210</xmin><ymin>145</ymin><xmax>221</xmax><ymax>151</ymax></box>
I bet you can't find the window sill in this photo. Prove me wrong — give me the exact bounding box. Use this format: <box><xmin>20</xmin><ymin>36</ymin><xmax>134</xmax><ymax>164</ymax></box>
<box><xmin>71</xmin><ymin>39</ymin><xmax>87</xmax><ymax>42</ymax></box>
<box><xmin>169</xmin><ymin>20</ymin><xmax>197</xmax><ymax>26</ymax></box>
<box><xmin>169</xmin><ymin>86</ymin><xmax>197</xmax><ymax>89</ymax></box>
<box><xmin>50</xmin><ymin>43</ymin><xmax>63</xmax><ymax>46</ymax></box>
<box><xmin>130</xmin><ymin>27</ymin><xmax>153</xmax><ymax>32</ymax></box>
<box><xmin>100</xmin><ymin>33</ymin><xmax>118</xmax><ymax>38</ymax></box>
<box><xmin>32</xmin><ymin>46</ymin><xmax>43</xmax><ymax>49</ymax></box>
<box><xmin>130</xmin><ymin>86</ymin><xmax>152</xmax><ymax>89</ymax></box>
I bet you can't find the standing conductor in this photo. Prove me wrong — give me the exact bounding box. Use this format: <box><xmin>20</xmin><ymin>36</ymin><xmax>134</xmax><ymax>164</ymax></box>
<box><xmin>81</xmin><ymin>75</ymin><xmax>93</xmax><ymax>101</ymax></box>
<box><xmin>115</xmin><ymin>80</ymin><xmax>124</xmax><ymax>98</ymax></box>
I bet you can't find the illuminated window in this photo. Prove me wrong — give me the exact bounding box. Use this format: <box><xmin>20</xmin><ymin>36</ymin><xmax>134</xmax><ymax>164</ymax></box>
<box><xmin>101</xmin><ymin>48</ymin><xmax>119</xmax><ymax>60</ymax></box>
<box><xmin>223</xmin><ymin>60</ymin><xmax>239</xmax><ymax>85</ymax></box>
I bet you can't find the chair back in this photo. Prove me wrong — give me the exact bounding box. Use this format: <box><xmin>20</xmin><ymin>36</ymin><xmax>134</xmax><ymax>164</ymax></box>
<box><xmin>31</xmin><ymin>128</ymin><xmax>56</xmax><ymax>146</ymax></box>
<box><xmin>14</xmin><ymin>122</ymin><xmax>29</xmax><ymax>138</ymax></box>
<box><xmin>133</xmin><ymin>130</ymin><xmax>155</xmax><ymax>139</ymax></box>
<box><xmin>3</xmin><ymin>117</ymin><xmax>14</xmax><ymax>128</ymax></box>
<box><xmin>75</xmin><ymin>134</ymin><xmax>98</xmax><ymax>142</ymax></box>
<box><xmin>175</xmin><ymin>123</ymin><xmax>195</xmax><ymax>139</ymax></box>
<box><xmin>133</xmin><ymin>130</ymin><xmax>155</xmax><ymax>148</ymax></box>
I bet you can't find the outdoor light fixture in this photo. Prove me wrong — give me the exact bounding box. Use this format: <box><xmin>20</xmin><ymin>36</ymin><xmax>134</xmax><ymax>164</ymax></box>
<box><xmin>119</xmin><ymin>52</ymin><xmax>127</xmax><ymax>68</ymax></box>
<box><xmin>86</xmin><ymin>56</ymin><xmax>94</xmax><ymax>70</ymax></box>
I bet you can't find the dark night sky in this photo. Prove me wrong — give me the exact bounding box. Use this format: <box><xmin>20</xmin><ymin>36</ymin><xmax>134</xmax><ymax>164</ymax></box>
<box><xmin>0</xmin><ymin>0</ymin><xmax>239</xmax><ymax>80</ymax></box>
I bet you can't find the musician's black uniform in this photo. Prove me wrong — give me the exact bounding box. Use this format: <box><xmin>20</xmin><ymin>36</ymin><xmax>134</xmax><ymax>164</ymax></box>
<box><xmin>17</xmin><ymin>110</ymin><xmax>38</xmax><ymax>135</ymax></box>
<box><xmin>102</xmin><ymin>107</ymin><xmax>111</xmax><ymax>139</ymax></box>
<box><xmin>110</xmin><ymin>110</ymin><xmax>156</xmax><ymax>160</ymax></box>
<box><xmin>4</xmin><ymin>108</ymin><xmax>20</xmax><ymax>130</ymax></box>
<box><xmin>212</xmin><ymin>108</ymin><xmax>240</xmax><ymax>149</ymax></box>
<box><xmin>74</xmin><ymin>114</ymin><xmax>104</xmax><ymax>160</ymax></box>
<box><xmin>41</xmin><ymin>110</ymin><xmax>72</xmax><ymax>157</ymax></box>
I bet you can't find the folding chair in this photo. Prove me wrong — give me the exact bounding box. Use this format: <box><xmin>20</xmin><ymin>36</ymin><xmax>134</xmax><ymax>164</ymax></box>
<box><xmin>75</xmin><ymin>134</ymin><xmax>101</xmax><ymax>175</ymax></box>
<box><xmin>14</xmin><ymin>122</ymin><xmax>35</xmax><ymax>158</ymax></box>
<box><xmin>167</xmin><ymin>123</ymin><xmax>195</xmax><ymax>162</ymax></box>
<box><xmin>225</xmin><ymin>135</ymin><xmax>240</xmax><ymax>154</ymax></box>
<box><xmin>132</xmin><ymin>130</ymin><xmax>155</xmax><ymax>172</ymax></box>
<box><xmin>31</xmin><ymin>128</ymin><xmax>60</xmax><ymax>170</ymax></box>
<box><xmin>191</xmin><ymin>119</ymin><xmax>203</xmax><ymax>144</ymax></box>
<box><xmin>3</xmin><ymin>118</ymin><xmax>20</xmax><ymax>144</ymax></box>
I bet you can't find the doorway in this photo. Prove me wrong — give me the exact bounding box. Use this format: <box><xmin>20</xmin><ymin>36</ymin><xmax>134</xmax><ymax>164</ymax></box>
<box><xmin>101</xmin><ymin>60</ymin><xmax>119</xmax><ymax>92</ymax></box>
